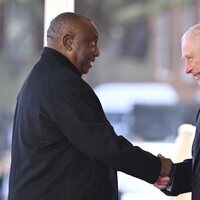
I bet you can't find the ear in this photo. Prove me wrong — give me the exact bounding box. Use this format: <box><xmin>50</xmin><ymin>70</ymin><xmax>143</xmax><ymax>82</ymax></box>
<box><xmin>63</xmin><ymin>34</ymin><xmax>73</xmax><ymax>51</ymax></box>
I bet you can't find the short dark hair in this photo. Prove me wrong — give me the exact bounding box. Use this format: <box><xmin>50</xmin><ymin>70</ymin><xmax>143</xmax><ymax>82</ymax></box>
<box><xmin>47</xmin><ymin>12</ymin><xmax>91</xmax><ymax>43</ymax></box>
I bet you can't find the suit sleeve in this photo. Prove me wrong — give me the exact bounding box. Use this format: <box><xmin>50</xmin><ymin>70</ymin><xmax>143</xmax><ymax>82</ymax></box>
<box><xmin>162</xmin><ymin>159</ymin><xmax>192</xmax><ymax>196</ymax></box>
<box><xmin>50</xmin><ymin>74</ymin><xmax>161</xmax><ymax>184</ymax></box>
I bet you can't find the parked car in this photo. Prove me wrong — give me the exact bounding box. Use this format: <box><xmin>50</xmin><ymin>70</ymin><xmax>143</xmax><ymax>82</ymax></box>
<box><xmin>94</xmin><ymin>82</ymin><xmax>179</xmax><ymax>141</ymax></box>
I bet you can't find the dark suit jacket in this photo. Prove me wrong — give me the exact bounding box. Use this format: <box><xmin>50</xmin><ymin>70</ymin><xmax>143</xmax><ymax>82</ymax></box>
<box><xmin>8</xmin><ymin>47</ymin><xmax>161</xmax><ymax>200</ymax></box>
<box><xmin>163</xmin><ymin>109</ymin><xmax>200</xmax><ymax>200</ymax></box>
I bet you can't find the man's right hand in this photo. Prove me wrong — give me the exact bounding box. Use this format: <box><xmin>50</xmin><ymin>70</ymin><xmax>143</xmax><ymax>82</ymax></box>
<box><xmin>159</xmin><ymin>154</ymin><xmax>174</xmax><ymax>177</ymax></box>
<box><xmin>154</xmin><ymin>176</ymin><xmax>171</xmax><ymax>190</ymax></box>
<box><xmin>154</xmin><ymin>154</ymin><xmax>175</xmax><ymax>190</ymax></box>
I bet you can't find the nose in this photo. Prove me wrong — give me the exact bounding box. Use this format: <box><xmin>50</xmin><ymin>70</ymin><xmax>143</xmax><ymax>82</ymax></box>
<box><xmin>94</xmin><ymin>46</ymin><xmax>100</xmax><ymax>57</ymax></box>
<box><xmin>184</xmin><ymin>64</ymin><xmax>192</xmax><ymax>74</ymax></box>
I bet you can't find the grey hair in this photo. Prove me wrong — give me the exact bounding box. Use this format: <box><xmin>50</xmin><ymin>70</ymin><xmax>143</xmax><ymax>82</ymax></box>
<box><xmin>182</xmin><ymin>23</ymin><xmax>200</xmax><ymax>42</ymax></box>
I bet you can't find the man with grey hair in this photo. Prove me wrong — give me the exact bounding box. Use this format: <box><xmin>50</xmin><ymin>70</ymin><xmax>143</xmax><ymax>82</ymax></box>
<box><xmin>8</xmin><ymin>12</ymin><xmax>173</xmax><ymax>200</ymax></box>
<box><xmin>154</xmin><ymin>23</ymin><xmax>200</xmax><ymax>200</ymax></box>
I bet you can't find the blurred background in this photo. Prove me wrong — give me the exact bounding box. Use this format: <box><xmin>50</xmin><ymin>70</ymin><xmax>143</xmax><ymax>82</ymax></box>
<box><xmin>0</xmin><ymin>0</ymin><xmax>200</xmax><ymax>199</ymax></box>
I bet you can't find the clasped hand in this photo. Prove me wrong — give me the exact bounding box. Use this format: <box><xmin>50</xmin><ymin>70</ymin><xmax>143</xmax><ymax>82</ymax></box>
<box><xmin>154</xmin><ymin>154</ymin><xmax>175</xmax><ymax>190</ymax></box>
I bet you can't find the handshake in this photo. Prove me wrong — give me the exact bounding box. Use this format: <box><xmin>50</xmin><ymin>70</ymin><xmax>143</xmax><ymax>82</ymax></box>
<box><xmin>154</xmin><ymin>154</ymin><xmax>175</xmax><ymax>190</ymax></box>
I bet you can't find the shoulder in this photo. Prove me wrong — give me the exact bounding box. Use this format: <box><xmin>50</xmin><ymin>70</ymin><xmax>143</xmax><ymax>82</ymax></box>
<box><xmin>196</xmin><ymin>108</ymin><xmax>200</xmax><ymax>123</ymax></box>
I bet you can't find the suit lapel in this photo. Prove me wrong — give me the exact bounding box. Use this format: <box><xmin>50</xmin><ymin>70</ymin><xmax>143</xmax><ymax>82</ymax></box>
<box><xmin>192</xmin><ymin>109</ymin><xmax>200</xmax><ymax>168</ymax></box>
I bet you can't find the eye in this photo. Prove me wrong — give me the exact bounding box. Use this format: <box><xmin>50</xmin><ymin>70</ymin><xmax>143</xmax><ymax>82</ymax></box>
<box><xmin>89</xmin><ymin>41</ymin><xmax>97</xmax><ymax>47</ymax></box>
<box><xmin>188</xmin><ymin>57</ymin><xmax>193</xmax><ymax>62</ymax></box>
<box><xmin>184</xmin><ymin>56</ymin><xmax>193</xmax><ymax>63</ymax></box>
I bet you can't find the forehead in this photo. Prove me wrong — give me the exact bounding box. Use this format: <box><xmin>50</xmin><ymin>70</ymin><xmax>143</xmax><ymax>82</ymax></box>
<box><xmin>80</xmin><ymin>19</ymin><xmax>99</xmax><ymax>39</ymax></box>
<box><xmin>181</xmin><ymin>35</ymin><xmax>197</xmax><ymax>54</ymax></box>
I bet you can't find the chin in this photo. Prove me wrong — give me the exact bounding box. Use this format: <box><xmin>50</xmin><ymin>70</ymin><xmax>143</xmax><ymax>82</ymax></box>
<box><xmin>83</xmin><ymin>67</ymin><xmax>91</xmax><ymax>74</ymax></box>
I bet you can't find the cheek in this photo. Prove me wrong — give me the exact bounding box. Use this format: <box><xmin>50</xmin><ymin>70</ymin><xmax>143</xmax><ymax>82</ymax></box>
<box><xmin>81</xmin><ymin>47</ymin><xmax>91</xmax><ymax>58</ymax></box>
<box><xmin>194</xmin><ymin>59</ymin><xmax>200</xmax><ymax>69</ymax></box>
<box><xmin>77</xmin><ymin>51</ymin><xmax>87</xmax><ymax>63</ymax></box>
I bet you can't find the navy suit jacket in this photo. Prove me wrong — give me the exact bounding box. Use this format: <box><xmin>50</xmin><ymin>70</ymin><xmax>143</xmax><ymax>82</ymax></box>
<box><xmin>163</xmin><ymin>109</ymin><xmax>200</xmax><ymax>200</ymax></box>
<box><xmin>8</xmin><ymin>47</ymin><xmax>161</xmax><ymax>200</ymax></box>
